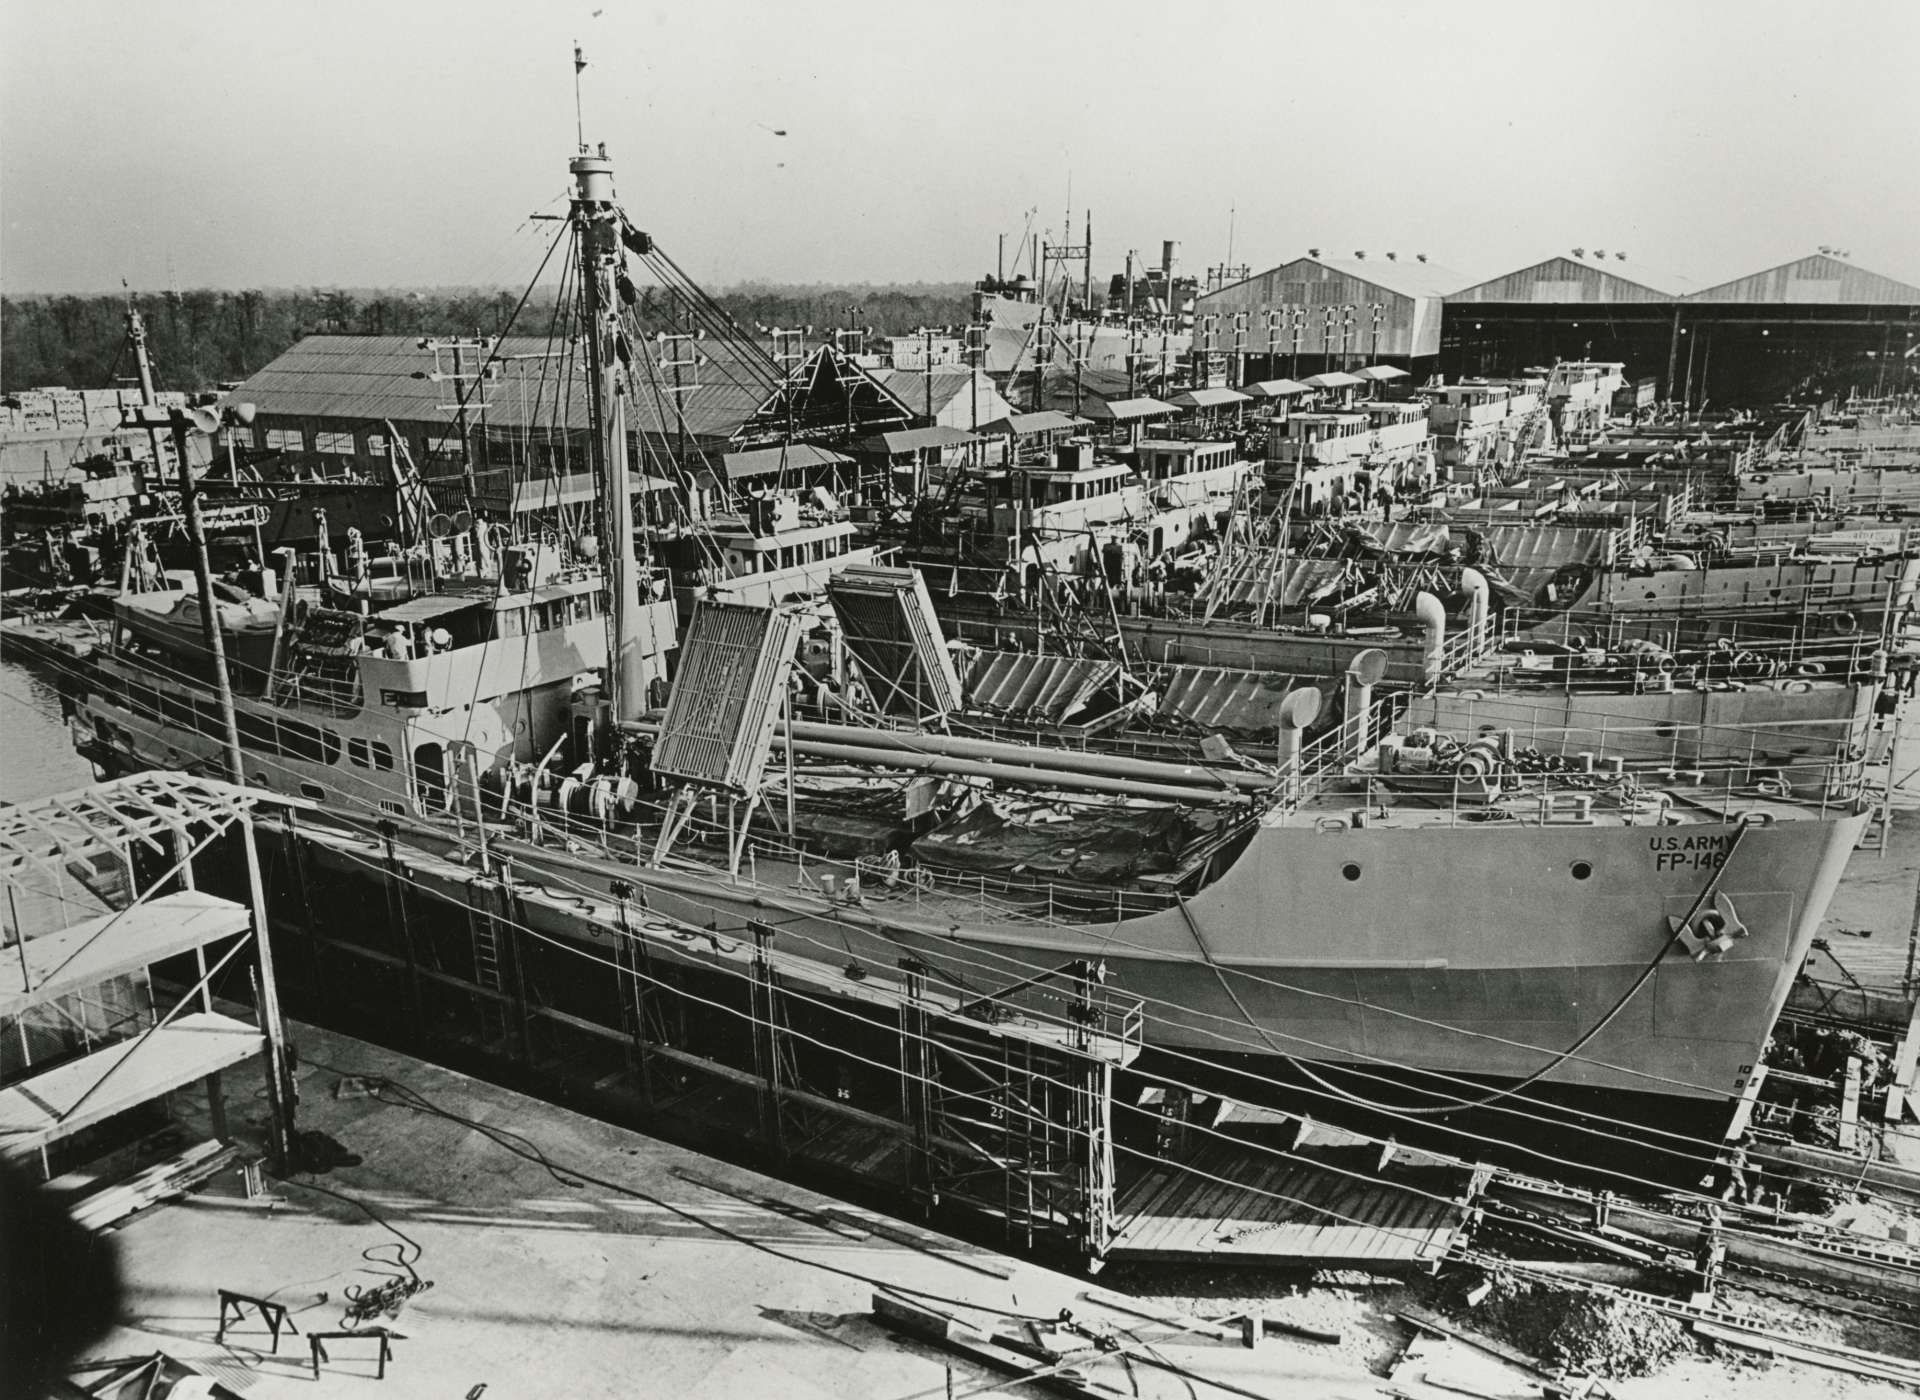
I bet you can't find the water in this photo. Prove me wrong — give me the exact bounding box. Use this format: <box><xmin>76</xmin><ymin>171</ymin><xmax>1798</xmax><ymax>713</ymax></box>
<box><xmin>0</xmin><ymin>659</ymin><xmax>96</xmax><ymax>803</ymax></box>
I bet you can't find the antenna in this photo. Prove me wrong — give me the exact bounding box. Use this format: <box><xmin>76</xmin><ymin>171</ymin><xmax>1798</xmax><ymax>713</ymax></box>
<box><xmin>573</xmin><ymin>42</ymin><xmax>588</xmax><ymax>152</ymax></box>
<box><xmin>1227</xmin><ymin>205</ymin><xmax>1236</xmax><ymax>266</ymax></box>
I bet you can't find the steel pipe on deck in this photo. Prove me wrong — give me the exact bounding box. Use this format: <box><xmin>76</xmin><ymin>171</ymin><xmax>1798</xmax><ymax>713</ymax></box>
<box><xmin>622</xmin><ymin>720</ymin><xmax>1256</xmax><ymax>805</ymax></box>
<box><xmin>781</xmin><ymin>720</ymin><xmax>1275</xmax><ymax>792</ymax></box>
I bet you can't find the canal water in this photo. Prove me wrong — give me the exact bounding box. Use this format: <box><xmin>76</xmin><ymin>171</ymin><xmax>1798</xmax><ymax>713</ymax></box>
<box><xmin>0</xmin><ymin>658</ymin><xmax>94</xmax><ymax>803</ymax></box>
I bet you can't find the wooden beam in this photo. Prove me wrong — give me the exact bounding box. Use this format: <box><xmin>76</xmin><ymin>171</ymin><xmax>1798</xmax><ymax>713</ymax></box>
<box><xmin>1884</xmin><ymin>999</ymin><xmax>1920</xmax><ymax>1122</ymax></box>
<box><xmin>1839</xmin><ymin>1056</ymin><xmax>1862</xmax><ymax>1152</ymax></box>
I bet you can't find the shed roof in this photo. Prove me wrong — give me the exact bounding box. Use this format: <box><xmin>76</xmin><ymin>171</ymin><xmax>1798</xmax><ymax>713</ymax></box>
<box><xmin>1081</xmin><ymin>396</ymin><xmax>1177</xmax><ymax>422</ymax></box>
<box><xmin>1353</xmin><ymin>365</ymin><xmax>1409</xmax><ymax>381</ymax></box>
<box><xmin>719</xmin><ymin>442</ymin><xmax>853</xmax><ymax>482</ymax></box>
<box><xmin>1301</xmin><ymin>372</ymin><xmax>1365</xmax><ymax>389</ymax></box>
<box><xmin>979</xmin><ymin>410</ymin><xmax>1089</xmax><ymax>437</ymax></box>
<box><xmin>1167</xmin><ymin>387</ymin><xmax>1252</xmax><ymax>409</ymax></box>
<box><xmin>857</xmin><ymin>424</ymin><xmax>982</xmax><ymax>455</ymax></box>
<box><xmin>1243</xmin><ymin>379</ymin><xmax>1312</xmax><ymax>398</ymax></box>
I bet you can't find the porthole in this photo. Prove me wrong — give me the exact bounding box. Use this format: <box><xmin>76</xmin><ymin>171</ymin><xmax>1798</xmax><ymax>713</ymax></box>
<box><xmin>1570</xmin><ymin>861</ymin><xmax>1593</xmax><ymax>881</ymax></box>
<box><xmin>299</xmin><ymin>782</ymin><xmax>327</xmax><ymax>801</ymax></box>
<box><xmin>1341</xmin><ymin>862</ymin><xmax>1362</xmax><ymax>882</ymax></box>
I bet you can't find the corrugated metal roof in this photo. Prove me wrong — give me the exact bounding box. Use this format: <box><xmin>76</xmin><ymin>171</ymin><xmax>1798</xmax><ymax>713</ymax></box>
<box><xmin>1082</xmin><ymin>396</ymin><xmax>1176</xmax><ymax>422</ymax></box>
<box><xmin>1153</xmin><ymin>664</ymin><xmax>1307</xmax><ymax>741</ymax></box>
<box><xmin>1445</xmin><ymin>253</ymin><xmax>1696</xmax><ymax>303</ymax></box>
<box><xmin>871</xmin><ymin>367</ymin><xmax>982</xmax><ymax>417</ymax></box>
<box><xmin>857</xmin><ymin>424</ymin><xmax>982</xmax><ymax>455</ymax></box>
<box><xmin>1304</xmin><ymin>256</ymin><xmax>1471</xmax><ymax>299</ymax></box>
<box><xmin>962</xmin><ymin>651</ymin><xmax>1119</xmax><ymax>722</ymax></box>
<box><xmin>1167</xmin><ymin>387</ymin><xmax>1252</xmax><ymax>409</ymax></box>
<box><xmin>719</xmin><ymin>442</ymin><xmax>852</xmax><ymax>481</ymax></box>
<box><xmin>1684</xmin><ymin>252</ymin><xmax>1920</xmax><ymax>305</ymax></box>
<box><xmin>227</xmin><ymin>334</ymin><xmax>787</xmax><ymax>442</ymax></box>
<box><xmin>979</xmin><ymin>410</ymin><xmax>1089</xmax><ymax>437</ymax></box>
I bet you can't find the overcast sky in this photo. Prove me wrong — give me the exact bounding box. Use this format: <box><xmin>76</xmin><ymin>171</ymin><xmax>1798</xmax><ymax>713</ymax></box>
<box><xmin>4</xmin><ymin>0</ymin><xmax>1917</xmax><ymax>296</ymax></box>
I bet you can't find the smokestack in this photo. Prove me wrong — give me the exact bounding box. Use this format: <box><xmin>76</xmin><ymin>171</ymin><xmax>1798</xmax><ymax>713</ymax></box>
<box><xmin>1162</xmin><ymin>239</ymin><xmax>1180</xmax><ymax>282</ymax></box>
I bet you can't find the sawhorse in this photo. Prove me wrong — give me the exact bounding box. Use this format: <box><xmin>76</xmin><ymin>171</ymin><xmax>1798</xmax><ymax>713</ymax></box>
<box><xmin>311</xmin><ymin>1327</ymin><xmax>395</xmax><ymax>1380</ymax></box>
<box><xmin>216</xmin><ymin>1289</ymin><xmax>299</xmax><ymax>1353</ymax></box>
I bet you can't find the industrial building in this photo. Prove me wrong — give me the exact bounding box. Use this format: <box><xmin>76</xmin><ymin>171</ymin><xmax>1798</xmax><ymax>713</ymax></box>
<box><xmin>1442</xmin><ymin>250</ymin><xmax>1918</xmax><ymax>403</ymax></box>
<box><xmin>1196</xmin><ymin>249</ymin><xmax>1918</xmax><ymax>407</ymax></box>
<box><xmin>221</xmin><ymin>332</ymin><xmax>922</xmax><ymax>508</ymax></box>
<box><xmin>1191</xmin><ymin>252</ymin><xmax>1468</xmax><ymax>382</ymax></box>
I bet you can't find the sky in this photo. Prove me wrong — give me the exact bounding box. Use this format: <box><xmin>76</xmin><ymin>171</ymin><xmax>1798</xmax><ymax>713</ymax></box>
<box><xmin>3</xmin><ymin>0</ymin><xmax>1918</xmax><ymax>297</ymax></box>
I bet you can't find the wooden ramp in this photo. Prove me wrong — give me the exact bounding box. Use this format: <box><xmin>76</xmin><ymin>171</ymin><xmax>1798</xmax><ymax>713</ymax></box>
<box><xmin>1106</xmin><ymin>1139</ymin><xmax>1467</xmax><ymax>1269</ymax></box>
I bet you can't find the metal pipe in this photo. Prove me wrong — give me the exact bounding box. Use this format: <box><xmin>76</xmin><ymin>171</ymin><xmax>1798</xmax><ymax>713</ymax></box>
<box><xmin>1414</xmin><ymin>589</ymin><xmax>1447</xmax><ymax>681</ymax></box>
<box><xmin>1459</xmin><ymin>567</ymin><xmax>1491</xmax><ymax>657</ymax></box>
<box><xmin>625</xmin><ymin>716</ymin><xmax>1272</xmax><ymax>791</ymax></box>
<box><xmin>769</xmin><ymin>737</ymin><xmax>1247</xmax><ymax>804</ymax></box>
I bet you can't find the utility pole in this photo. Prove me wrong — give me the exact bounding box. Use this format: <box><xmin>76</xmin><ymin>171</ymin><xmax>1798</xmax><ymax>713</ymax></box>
<box><xmin>1082</xmin><ymin>211</ymin><xmax>1093</xmax><ymax>314</ymax></box>
<box><xmin>924</xmin><ymin>326</ymin><xmax>936</xmax><ymax>423</ymax></box>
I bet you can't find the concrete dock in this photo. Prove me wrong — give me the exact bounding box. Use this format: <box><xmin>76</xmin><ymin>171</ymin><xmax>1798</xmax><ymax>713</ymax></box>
<box><xmin>81</xmin><ymin>1020</ymin><xmax>1394</xmax><ymax>1399</ymax></box>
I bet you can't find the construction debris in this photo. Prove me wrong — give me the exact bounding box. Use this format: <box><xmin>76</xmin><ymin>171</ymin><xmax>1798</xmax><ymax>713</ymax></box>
<box><xmin>1436</xmin><ymin>1276</ymin><xmax>1692</xmax><ymax>1380</ymax></box>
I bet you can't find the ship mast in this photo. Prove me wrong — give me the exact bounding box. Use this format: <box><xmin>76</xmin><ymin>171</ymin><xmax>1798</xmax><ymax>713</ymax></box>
<box><xmin>125</xmin><ymin>298</ymin><xmax>168</xmax><ymax>472</ymax></box>
<box><xmin>570</xmin><ymin>137</ymin><xmax>646</xmax><ymax>724</ymax></box>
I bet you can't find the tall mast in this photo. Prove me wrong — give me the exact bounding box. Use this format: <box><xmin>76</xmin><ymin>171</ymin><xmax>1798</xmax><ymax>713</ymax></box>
<box><xmin>571</xmin><ymin>142</ymin><xmax>646</xmax><ymax>723</ymax></box>
<box><xmin>125</xmin><ymin>299</ymin><xmax>168</xmax><ymax>472</ymax></box>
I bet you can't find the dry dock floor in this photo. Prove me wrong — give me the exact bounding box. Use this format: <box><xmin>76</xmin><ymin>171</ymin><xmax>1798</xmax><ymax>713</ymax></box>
<box><xmin>86</xmin><ymin>1022</ymin><xmax>1395</xmax><ymax>1399</ymax></box>
<box><xmin>75</xmin><ymin>1021</ymin><xmax>1912</xmax><ymax>1399</ymax></box>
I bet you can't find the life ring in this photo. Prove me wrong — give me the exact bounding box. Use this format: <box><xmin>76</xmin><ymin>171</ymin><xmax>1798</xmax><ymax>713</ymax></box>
<box><xmin>1783</xmin><ymin>679</ymin><xmax>1813</xmax><ymax>694</ymax></box>
<box><xmin>1830</xmin><ymin>612</ymin><xmax>1860</xmax><ymax>634</ymax></box>
<box><xmin>1793</xmin><ymin>662</ymin><xmax>1824</xmax><ymax>677</ymax></box>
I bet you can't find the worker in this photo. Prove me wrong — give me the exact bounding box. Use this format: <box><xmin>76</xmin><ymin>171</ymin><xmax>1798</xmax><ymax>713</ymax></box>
<box><xmin>427</xmin><ymin>626</ymin><xmax>453</xmax><ymax>655</ymax></box>
<box><xmin>1723</xmin><ymin>1136</ymin><xmax>1754</xmax><ymax>1205</ymax></box>
<box><xmin>385</xmin><ymin>629</ymin><xmax>412</xmax><ymax>661</ymax></box>
<box><xmin>1376</xmin><ymin>484</ymin><xmax>1395</xmax><ymax>523</ymax></box>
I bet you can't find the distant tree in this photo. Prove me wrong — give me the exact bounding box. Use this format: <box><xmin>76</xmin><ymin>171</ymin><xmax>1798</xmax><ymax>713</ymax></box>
<box><xmin>0</xmin><ymin>279</ymin><xmax>976</xmax><ymax>395</ymax></box>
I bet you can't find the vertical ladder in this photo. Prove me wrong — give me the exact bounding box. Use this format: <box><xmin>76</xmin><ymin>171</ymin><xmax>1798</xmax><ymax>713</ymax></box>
<box><xmin>468</xmin><ymin>901</ymin><xmax>503</xmax><ymax>992</ymax></box>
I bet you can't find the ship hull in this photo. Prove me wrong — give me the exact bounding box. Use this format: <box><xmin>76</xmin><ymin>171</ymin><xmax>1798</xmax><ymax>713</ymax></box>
<box><xmin>306</xmin><ymin>804</ymin><xmax>1863</xmax><ymax>1107</ymax></box>
<box><xmin>72</xmin><ymin>671</ymin><xmax>1865</xmax><ymax>1106</ymax></box>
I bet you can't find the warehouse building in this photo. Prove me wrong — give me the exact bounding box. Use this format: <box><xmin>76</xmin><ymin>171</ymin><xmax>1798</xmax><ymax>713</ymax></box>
<box><xmin>1441</xmin><ymin>250</ymin><xmax>1919</xmax><ymax>404</ymax></box>
<box><xmin>1192</xmin><ymin>252</ymin><xmax>1468</xmax><ymax>381</ymax></box>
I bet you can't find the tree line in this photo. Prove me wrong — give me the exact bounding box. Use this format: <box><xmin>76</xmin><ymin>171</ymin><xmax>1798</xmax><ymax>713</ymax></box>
<box><xmin>1</xmin><ymin>282</ymin><xmax>975</xmax><ymax>395</ymax></box>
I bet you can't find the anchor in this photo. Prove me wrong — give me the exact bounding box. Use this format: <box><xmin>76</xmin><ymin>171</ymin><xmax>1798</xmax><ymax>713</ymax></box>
<box><xmin>1669</xmin><ymin>891</ymin><xmax>1749</xmax><ymax>961</ymax></box>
